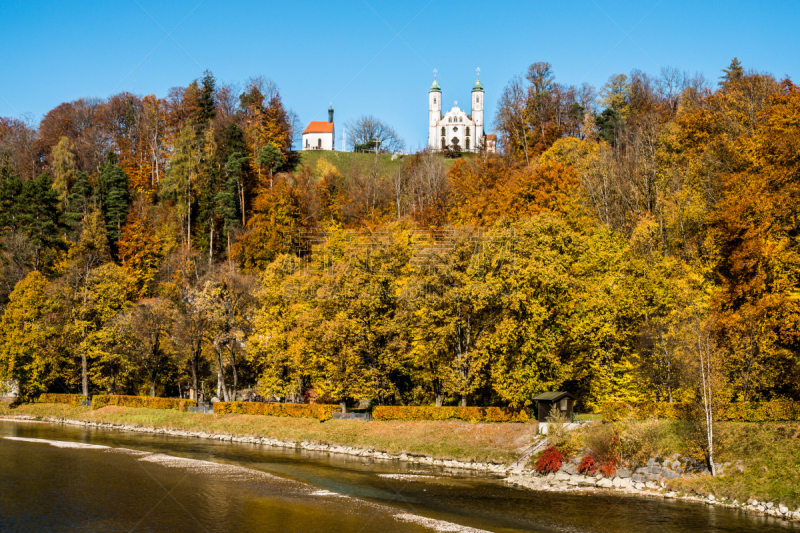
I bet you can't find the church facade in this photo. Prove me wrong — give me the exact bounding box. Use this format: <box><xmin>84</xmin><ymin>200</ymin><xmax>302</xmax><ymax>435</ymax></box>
<box><xmin>428</xmin><ymin>73</ymin><xmax>495</xmax><ymax>153</ymax></box>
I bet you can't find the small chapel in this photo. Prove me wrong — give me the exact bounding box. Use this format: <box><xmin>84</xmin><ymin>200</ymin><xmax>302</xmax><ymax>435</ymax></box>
<box><xmin>428</xmin><ymin>70</ymin><xmax>496</xmax><ymax>153</ymax></box>
<box><xmin>302</xmin><ymin>105</ymin><xmax>336</xmax><ymax>151</ymax></box>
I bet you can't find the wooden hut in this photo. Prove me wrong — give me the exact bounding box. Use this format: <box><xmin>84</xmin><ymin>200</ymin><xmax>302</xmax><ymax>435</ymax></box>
<box><xmin>532</xmin><ymin>391</ymin><xmax>575</xmax><ymax>423</ymax></box>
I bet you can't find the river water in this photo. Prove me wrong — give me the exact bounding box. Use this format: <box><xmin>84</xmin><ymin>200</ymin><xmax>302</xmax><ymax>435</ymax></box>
<box><xmin>0</xmin><ymin>420</ymin><xmax>794</xmax><ymax>533</ymax></box>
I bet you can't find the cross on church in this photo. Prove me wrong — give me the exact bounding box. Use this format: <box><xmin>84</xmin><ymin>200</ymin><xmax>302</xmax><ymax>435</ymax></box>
<box><xmin>454</xmin><ymin>101</ymin><xmax>457</xmax><ymax>106</ymax></box>
<box><xmin>476</xmin><ymin>67</ymin><xmax>480</xmax><ymax>78</ymax></box>
<box><xmin>433</xmin><ymin>68</ymin><xmax>437</xmax><ymax>79</ymax></box>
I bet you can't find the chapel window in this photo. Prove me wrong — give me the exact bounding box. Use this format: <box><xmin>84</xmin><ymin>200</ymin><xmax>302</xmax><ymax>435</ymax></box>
<box><xmin>466</xmin><ymin>138</ymin><xmax>470</xmax><ymax>150</ymax></box>
<box><xmin>317</xmin><ymin>139</ymin><xmax>321</xmax><ymax>148</ymax></box>
<box><xmin>466</xmin><ymin>127</ymin><xmax>470</xmax><ymax>136</ymax></box>
<box><xmin>433</xmin><ymin>97</ymin><xmax>437</xmax><ymax>104</ymax></box>
<box><xmin>441</xmin><ymin>127</ymin><xmax>446</xmax><ymax>136</ymax></box>
<box><xmin>441</xmin><ymin>137</ymin><xmax>445</xmax><ymax>149</ymax></box>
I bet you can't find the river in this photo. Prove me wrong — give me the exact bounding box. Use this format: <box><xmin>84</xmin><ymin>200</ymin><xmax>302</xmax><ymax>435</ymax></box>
<box><xmin>0</xmin><ymin>420</ymin><xmax>794</xmax><ymax>532</ymax></box>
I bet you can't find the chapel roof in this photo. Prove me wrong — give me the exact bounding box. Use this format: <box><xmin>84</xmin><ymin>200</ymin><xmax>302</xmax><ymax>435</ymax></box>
<box><xmin>303</xmin><ymin>121</ymin><xmax>334</xmax><ymax>134</ymax></box>
<box><xmin>472</xmin><ymin>78</ymin><xmax>484</xmax><ymax>91</ymax></box>
<box><xmin>430</xmin><ymin>78</ymin><xmax>441</xmax><ymax>92</ymax></box>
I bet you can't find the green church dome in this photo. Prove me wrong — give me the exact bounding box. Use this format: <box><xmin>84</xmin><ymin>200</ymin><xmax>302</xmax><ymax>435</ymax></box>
<box><xmin>430</xmin><ymin>78</ymin><xmax>441</xmax><ymax>92</ymax></box>
<box><xmin>472</xmin><ymin>78</ymin><xmax>484</xmax><ymax>92</ymax></box>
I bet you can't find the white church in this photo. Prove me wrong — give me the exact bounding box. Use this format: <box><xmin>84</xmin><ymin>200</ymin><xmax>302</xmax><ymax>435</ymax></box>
<box><xmin>428</xmin><ymin>70</ymin><xmax>496</xmax><ymax>153</ymax></box>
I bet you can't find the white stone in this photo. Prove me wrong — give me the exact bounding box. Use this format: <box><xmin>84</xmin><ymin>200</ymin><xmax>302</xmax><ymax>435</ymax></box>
<box><xmin>596</xmin><ymin>477</ymin><xmax>613</xmax><ymax>488</ymax></box>
<box><xmin>708</xmin><ymin>494</ymin><xmax>716</xmax><ymax>501</ymax></box>
<box><xmin>779</xmin><ymin>505</ymin><xmax>789</xmax><ymax>514</ymax></box>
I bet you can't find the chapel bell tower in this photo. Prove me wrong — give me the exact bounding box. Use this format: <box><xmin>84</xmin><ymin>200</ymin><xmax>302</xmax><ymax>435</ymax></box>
<box><xmin>471</xmin><ymin>68</ymin><xmax>484</xmax><ymax>141</ymax></box>
<box><xmin>429</xmin><ymin>70</ymin><xmax>442</xmax><ymax>149</ymax></box>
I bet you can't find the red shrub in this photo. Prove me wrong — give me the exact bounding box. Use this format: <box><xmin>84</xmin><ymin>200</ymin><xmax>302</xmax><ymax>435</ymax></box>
<box><xmin>578</xmin><ymin>455</ymin><xmax>597</xmax><ymax>475</ymax></box>
<box><xmin>598</xmin><ymin>459</ymin><xmax>617</xmax><ymax>477</ymax></box>
<box><xmin>534</xmin><ymin>446</ymin><xmax>565</xmax><ymax>474</ymax></box>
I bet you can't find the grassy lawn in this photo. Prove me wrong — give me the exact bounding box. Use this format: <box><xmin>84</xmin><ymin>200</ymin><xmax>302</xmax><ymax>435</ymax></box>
<box><xmin>576</xmin><ymin>418</ymin><xmax>800</xmax><ymax>508</ymax></box>
<box><xmin>294</xmin><ymin>150</ymin><xmax>467</xmax><ymax>176</ymax></box>
<box><xmin>668</xmin><ymin>421</ymin><xmax>800</xmax><ymax>508</ymax></box>
<box><xmin>0</xmin><ymin>402</ymin><xmax>536</xmax><ymax>465</ymax></box>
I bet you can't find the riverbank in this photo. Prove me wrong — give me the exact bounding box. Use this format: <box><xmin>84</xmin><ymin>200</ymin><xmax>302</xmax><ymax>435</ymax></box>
<box><xmin>0</xmin><ymin>402</ymin><xmax>534</xmax><ymax>469</ymax></box>
<box><xmin>4</xmin><ymin>402</ymin><xmax>799</xmax><ymax>524</ymax></box>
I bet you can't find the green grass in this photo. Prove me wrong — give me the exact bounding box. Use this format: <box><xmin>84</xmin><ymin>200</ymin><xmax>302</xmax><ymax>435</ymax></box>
<box><xmin>574</xmin><ymin>413</ymin><xmax>603</xmax><ymax>421</ymax></box>
<box><xmin>577</xmin><ymin>418</ymin><xmax>800</xmax><ymax>508</ymax></box>
<box><xmin>293</xmin><ymin>150</ymin><xmax>465</xmax><ymax>177</ymax></box>
<box><xmin>669</xmin><ymin>422</ymin><xmax>800</xmax><ymax>508</ymax></box>
<box><xmin>0</xmin><ymin>402</ymin><xmax>536</xmax><ymax>465</ymax></box>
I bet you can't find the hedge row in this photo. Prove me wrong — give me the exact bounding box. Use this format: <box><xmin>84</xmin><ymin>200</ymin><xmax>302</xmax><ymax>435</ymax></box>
<box><xmin>213</xmin><ymin>401</ymin><xmax>339</xmax><ymax>421</ymax></box>
<box><xmin>601</xmin><ymin>401</ymin><xmax>800</xmax><ymax>422</ymax></box>
<box><xmin>371</xmin><ymin>406</ymin><xmax>530</xmax><ymax>423</ymax></box>
<box><xmin>37</xmin><ymin>393</ymin><xmax>88</xmax><ymax>407</ymax></box>
<box><xmin>91</xmin><ymin>395</ymin><xmax>196</xmax><ymax>412</ymax></box>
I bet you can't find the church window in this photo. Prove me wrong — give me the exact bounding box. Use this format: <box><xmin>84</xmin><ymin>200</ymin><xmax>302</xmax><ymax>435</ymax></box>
<box><xmin>453</xmin><ymin>126</ymin><xmax>458</xmax><ymax>132</ymax></box>
<box><xmin>317</xmin><ymin>139</ymin><xmax>321</xmax><ymax>148</ymax></box>
<box><xmin>466</xmin><ymin>127</ymin><xmax>470</xmax><ymax>136</ymax></box>
<box><xmin>466</xmin><ymin>138</ymin><xmax>470</xmax><ymax>150</ymax></box>
<box><xmin>451</xmin><ymin>137</ymin><xmax>460</xmax><ymax>147</ymax></box>
<box><xmin>441</xmin><ymin>127</ymin><xmax>445</xmax><ymax>136</ymax></box>
<box><xmin>305</xmin><ymin>139</ymin><xmax>309</xmax><ymax>148</ymax></box>
<box><xmin>448</xmin><ymin>117</ymin><xmax>451</xmax><ymax>123</ymax></box>
<box><xmin>433</xmin><ymin>97</ymin><xmax>437</xmax><ymax>104</ymax></box>
<box><xmin>441</xmin><ymin>137</ymin><xmax>445</xmax><ymax>149</ymax></box>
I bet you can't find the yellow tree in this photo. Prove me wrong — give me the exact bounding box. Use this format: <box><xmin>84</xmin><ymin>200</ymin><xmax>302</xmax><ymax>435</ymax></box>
<box><xmin>0</xmin><ymin>271</ymin><xmax>54</xmax><ymax>400</ymax></box>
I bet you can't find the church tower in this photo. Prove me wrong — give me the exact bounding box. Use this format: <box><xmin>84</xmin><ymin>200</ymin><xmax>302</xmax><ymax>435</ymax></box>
<box><xmin>429</xmin><ymin>71</ymin><xmax>441</xmax><ymax>150</ymax></box>
<box><xmin>471</xmin><ymin>69</ymin><xmax>484</xmax><ymax>147</ymax></box>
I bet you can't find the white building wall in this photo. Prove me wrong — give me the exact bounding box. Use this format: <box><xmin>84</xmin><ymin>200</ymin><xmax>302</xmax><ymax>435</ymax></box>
<box><xmin>302</xmin><ymin>131</ymin><xmax>335</xmax><ymax>151</ymax></box>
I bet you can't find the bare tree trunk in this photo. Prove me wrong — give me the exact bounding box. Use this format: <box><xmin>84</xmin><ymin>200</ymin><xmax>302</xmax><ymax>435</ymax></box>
<box><xmin>81</xmin><ymin>353</ymin><xmax>88</xmax><ymax>396</ymax></box>
<box><xmin>216</xmin><ymin>348</ymin><xmax>228</xmax><ymax>401</ymax></box>
<box><xmin>209</xmin><ymin>225</ymin><xmax>214</xmax><ymax>264</ymax></box>
<box><xmin>230</xmin><ymin>346</ymin><xmax>238</xmax><ymax>402</ymax></box>
<box><xmin>340</xmin><ymin>401</ymin><xmax>347</xmax><ymax>414</ymax></box>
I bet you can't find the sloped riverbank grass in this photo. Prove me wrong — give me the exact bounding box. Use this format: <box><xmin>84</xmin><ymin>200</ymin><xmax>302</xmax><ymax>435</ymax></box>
<box><xmin>0</xmin><ymin>402</ymin><xmax>535</xmax><ymax>464</ymax></box>
<box><xmin>561</xmin><ymin>419</ymin><xmax>800</xmax><ymax>509</ymax></box>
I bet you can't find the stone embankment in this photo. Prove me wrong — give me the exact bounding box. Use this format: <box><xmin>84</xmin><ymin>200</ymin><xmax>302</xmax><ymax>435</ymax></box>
<box><xmin>505</xmin><ymin>454</ymin><xmax>800</xmax><ymax>523</ymax></box>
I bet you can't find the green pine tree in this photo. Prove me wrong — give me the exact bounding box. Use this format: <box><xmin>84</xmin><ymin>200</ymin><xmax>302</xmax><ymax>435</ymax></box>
<box><xmin>720</xmin><ymin>57</ymin><xmax>744</xmax><ymax>85</ymax></box>
<box><xmin>98</xmin><ymin>154</ymin><xmax>130</xmax><ymax>247</ymax></box>
<box><xmin>16</xmin><ymin>173</ymin><xmax>67</xmax><ymax>270</ymax></box>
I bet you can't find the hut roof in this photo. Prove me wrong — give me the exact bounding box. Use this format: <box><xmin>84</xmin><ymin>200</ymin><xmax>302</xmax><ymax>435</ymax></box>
<box><xmin>532</xmin><ymin>391</ymin><xmax>574</xmax><ymax>401</ymax></box>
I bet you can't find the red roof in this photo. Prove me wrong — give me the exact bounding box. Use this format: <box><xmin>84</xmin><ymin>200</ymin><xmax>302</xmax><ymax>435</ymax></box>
<box><xmin>303</xmin><ymin>121</ymin><xmax>334</xmax><ymax>134</ymax></box>
<box><xmin>485</xmin><ymin>134</ymin><xmax>497</xmax><ymax>140</ymax></box>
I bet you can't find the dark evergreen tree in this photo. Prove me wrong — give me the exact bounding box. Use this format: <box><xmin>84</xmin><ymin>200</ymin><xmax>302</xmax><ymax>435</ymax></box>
<box><xmin>0</xmin><ymin>174</ymin><xmax>22</xmax><ymax>231</ymax></box>
<box><xmin>196</xmin><ymin>70</ymin><xmax>217</xmax><ymax>126</ymax></box>
<box><xmin>64</xmin><ymin>170</ymin><xmax>94</xmax><ymax>231</ymax></box>
<box><xmin>15</xmin><ymin>173</ymin><xmax>67</xmax><ymax>270</ymax></box>
<box><xmin>720</xmin><ymin>57</ymin><xmax>745</xmax><ymax>85</ymax></box>
<box><xmin>595</xmin><ymin>108</ymin><xmax>623</xmax><ymax>146</ymax></box>
<box><xmin>98</xmin><ymin>153</ymin><xmax>130</xmax><ymax>247</ymax></box>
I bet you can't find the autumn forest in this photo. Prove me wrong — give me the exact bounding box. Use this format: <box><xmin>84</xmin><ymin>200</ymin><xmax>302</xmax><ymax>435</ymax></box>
<box><xmin>1</xmin><ymin>59</ymin><xmax>798</xmax><ymax>412</ymax></box>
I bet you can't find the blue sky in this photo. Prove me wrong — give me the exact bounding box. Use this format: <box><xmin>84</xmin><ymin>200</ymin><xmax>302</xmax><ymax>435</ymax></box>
<box><xmin>1</xmin><ymin>0</ymin><xmax>798</xmax><ymax>150</ymax></box>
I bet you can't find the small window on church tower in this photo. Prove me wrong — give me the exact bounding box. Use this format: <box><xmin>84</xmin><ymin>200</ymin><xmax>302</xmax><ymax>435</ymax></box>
<box><xmin>434</xmin><ymin>97</ymin><xmax>437</xmax><ymax>104</ymax></box>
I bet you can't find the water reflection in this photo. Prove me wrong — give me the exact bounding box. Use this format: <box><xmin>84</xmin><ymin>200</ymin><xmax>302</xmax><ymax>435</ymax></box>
<box><xmin>0</xmin><ymin>420</ymin><xmax>794</xmax><ymax>533</ymax></box>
